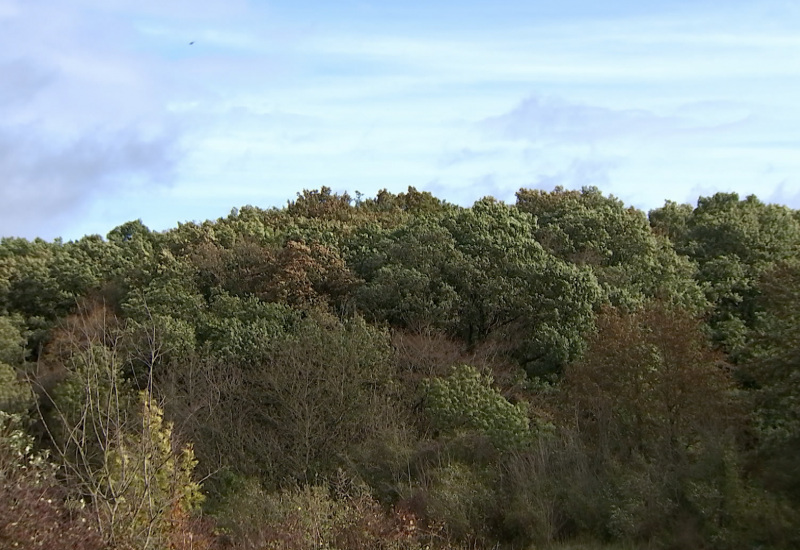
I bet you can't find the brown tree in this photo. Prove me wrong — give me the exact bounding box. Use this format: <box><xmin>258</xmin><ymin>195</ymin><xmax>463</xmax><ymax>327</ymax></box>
<box><xmin>564</xmin><ymin>303</ymin><xmax>735</xmax><ymax>458</ymax></box>
<box><xmin>559</xmin><ymin>303</ymin><xmax>744</xmax><ymax>542</ymax></box>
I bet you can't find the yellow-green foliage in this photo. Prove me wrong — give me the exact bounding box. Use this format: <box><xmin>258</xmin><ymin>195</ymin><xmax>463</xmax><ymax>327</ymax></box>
<box><xmin>423</xmin><ymin>364</ymin><xmax>531</xmax><ymax>450</ymax></box>
<box><xmin>47</xmin><ymin>327</ymin><xmax>205</xmax><ymax>549</ymax></box>
<box><xmin>104</xmin><ymin>393</ymin><xmax>204</xmax><ymax>547</ymax></box>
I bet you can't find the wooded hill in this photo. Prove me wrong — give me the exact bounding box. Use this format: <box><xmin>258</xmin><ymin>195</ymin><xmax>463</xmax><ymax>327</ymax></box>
<box><xmin>1</xmin><ymin>186</ymin><xmax>799</xmax><ymax>549</ymax></box>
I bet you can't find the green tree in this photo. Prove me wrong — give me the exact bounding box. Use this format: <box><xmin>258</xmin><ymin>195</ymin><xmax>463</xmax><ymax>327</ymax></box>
<box><xmin>651</xmin><ymin>192</ymin><xmax>800</xmax><ymax>353</ymax></box>
<box><xmin>648</xmin><ymin>199</ymin><xmax>693</xmax><ymax>243</ymax></box>
<box><xmin>444</xmin><ymin>199</ymin><xmax>602</xmax><ymax>375</ymax></box>
<box><xmin>683</xmin><ymin>193</ymin><xmax>800</xmax><ymax>267</ymax></box>
<box><xmin>287</xmin><ymin>186</ymin><xmax>355</xmax><ymax>221</ymax></box>
<box><xmin>744</xmin><ymin>260</ymin><xmax>800</xmax><ymax>505</ymax></box>
<box><xmin>349</xmin><ymin>200</ymin><xmax>602</xmax><ymax>376</ymax></box>
<box><xmin>517</xmin><ymin>186</ymin><xmax>705</xmax><ymax>311</ymax></box>
<box><xmin>349</xmin><ymin>217</ymin><xmax>463</xmax><ymax>331</ymax></box>
<box><xmin>0</xmin><ymin>315</ymin><xmax>33</xmax><ymax>413</ymax></box>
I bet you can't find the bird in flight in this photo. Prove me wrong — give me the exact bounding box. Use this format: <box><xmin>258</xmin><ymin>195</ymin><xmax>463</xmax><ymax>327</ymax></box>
<box><xmin>189</xmin><ymin>41</ymin><xmax>195</xmax><ymax>45</ymax></box>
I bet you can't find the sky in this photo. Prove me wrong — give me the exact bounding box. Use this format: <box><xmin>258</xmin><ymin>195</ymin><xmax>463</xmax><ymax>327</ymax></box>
<box><xmin>1</xmin><ymin>0</ymin><xmax>799</xmax><ymax>241</ymax></box>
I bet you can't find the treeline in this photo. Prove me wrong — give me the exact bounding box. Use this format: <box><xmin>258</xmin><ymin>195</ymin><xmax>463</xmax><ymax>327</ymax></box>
<box><xmin>1</xmin><ymin>186</ymin><xmax>799</xmax><ymax>549</ymax></box>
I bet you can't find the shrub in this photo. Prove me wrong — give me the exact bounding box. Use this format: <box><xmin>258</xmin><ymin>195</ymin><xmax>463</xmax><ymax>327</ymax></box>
<box><xmin>423</xmin><ymin>364</ymin><xmax>531</xmax><ymax>451</ymax></box>
<box><xmin>215</xmin><ymin>473</ymin><xmax>429</xmax><ymax>550</ymax></box>
<box><xmin>0</xmin><ymin>411</ymin><xmax>106</xmax><ymax>549</ymax></box>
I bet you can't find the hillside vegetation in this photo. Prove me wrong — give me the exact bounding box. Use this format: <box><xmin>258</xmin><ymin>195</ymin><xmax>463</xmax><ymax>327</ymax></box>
<box><xmin>2</xmin><ymin>186</ymin><xmax>799</xmax><ymax>549</ymax></box>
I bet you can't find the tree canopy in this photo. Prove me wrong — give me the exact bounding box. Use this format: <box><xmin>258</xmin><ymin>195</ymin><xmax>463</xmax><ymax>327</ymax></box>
<box><xmin>2</xmin><ymin>186</ymin><xmax>799</xmax><ymax>550</ymax></box>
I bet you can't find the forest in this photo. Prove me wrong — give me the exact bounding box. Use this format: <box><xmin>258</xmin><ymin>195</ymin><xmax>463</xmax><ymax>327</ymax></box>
<box><xmin>1</xmin><ymin>185</ymin><xmax>799</xmax><ymax>550</ymax></box>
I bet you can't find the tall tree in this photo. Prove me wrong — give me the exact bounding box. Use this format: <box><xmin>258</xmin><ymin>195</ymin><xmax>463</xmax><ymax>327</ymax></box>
<box><xmin>743</xmin><ymin>260</ymin><xmax>800</xmax><ymax>504</ymax></box>
<box><xmin>560</xmin><ymin>303</ymin><xmax>749</xmax><ymax>544</ymax></box>
<box><xmin>518</xmin><ymin>186</ymin><xmax>705</xmax><ymax>311</ymax></box>
<box><xmin>651</xmin><ymin>192</ymin><xmax>800</xmax><ymax>353</ymax></box>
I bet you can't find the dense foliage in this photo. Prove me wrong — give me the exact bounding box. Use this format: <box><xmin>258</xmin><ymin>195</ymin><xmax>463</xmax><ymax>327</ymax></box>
<box><xmin>1</xmin><ymin>185</ymin><xmax>799</xmax><ymax>549</ymax></box>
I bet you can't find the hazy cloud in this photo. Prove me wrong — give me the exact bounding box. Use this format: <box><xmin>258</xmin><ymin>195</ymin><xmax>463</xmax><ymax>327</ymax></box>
<box><xmin>530</xmin><ymin>157</ymin><xmax>619</xmax><ymax>191</ymax></box>
<box><xmin>0</xmin><ymin>59</ymin><xmax>55</xmax><ymax>106</ymax></box>
<box><xmin>437</xmin><ymin>147</ymin><xmax>500</xmax><ymax>169</ymax></box>
<box><xmin>481</xmin><ymin>94</ymin><xmax>682</xmax><ymax>144</ymax></box>
<box><xmin>768</xmin><ymin>180</ymin><xmax>800</xmax><ymax>210</ymax></box>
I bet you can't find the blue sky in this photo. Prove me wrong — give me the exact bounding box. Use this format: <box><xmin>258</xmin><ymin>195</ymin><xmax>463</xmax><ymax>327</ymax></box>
<box><xmin>1</xmin><ymin>0</ymin><xmax>799</xmax><ymax>240</ymax></box>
